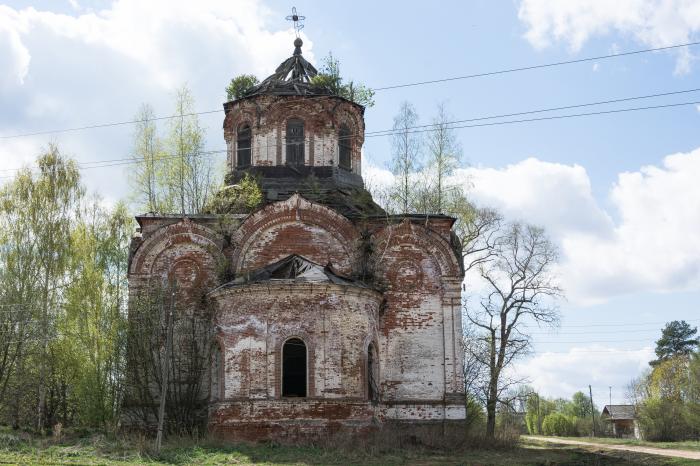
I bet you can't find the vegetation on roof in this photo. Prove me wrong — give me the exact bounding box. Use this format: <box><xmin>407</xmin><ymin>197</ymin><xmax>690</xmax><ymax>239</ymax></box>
<box><xmin>310</xmin><ymin>52</ymin><xmax>375</xmax><ymax>107</ymax></box>
<box><xmin>225</xmin><ymin>74</ymin><xmax>259</xmax><ymax>101</ymax></box>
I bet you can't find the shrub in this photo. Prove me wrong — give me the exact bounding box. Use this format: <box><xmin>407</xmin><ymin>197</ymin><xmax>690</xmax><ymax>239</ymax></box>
<box><xmin>225</xmin><ymin>75</ymin><xmax>259</xmax><ymax>101</ymax></box>
<box><xmin>542</xmin><ymin>412</ymin><xmax>576</xmax><ymax>436</ymax></box>
<box><xmin>638</xmin><ymin>398</ymin><xmax>691</xmax><ymax>441</ymax></box>
<box><xmin>203</xmin><ymin>174</ymin><xmax>262</xmax><ymax>214</ymax></box>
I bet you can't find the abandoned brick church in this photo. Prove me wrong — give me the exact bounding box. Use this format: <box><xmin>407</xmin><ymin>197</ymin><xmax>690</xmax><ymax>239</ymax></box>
<box><xmin>126</xmin><ymin>34</ymin><xmax>466</xmax><ymax>441</ymax></box>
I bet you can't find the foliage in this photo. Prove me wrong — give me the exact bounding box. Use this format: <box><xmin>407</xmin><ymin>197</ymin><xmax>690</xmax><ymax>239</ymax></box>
<box><xmin>129</xmin><ymin>86</ymin><xmax>218</xmax><ymax>215</ymax></box>
<box><xmin>129</xmin><ymin>104</ymin><xmax>166</xmax><ymax>213</ymax></box>
<box><xmin>0</xmin><ymin>147</ymin><xmax>129</xmax><ymax>431</ymax></box>
<box><xmin>202</xmin><ymin>174</ymin><xmax>262</xmax><ymax>214</ymax></box>
<box><xmin>525</xmin><ymin>393</ymin><xmax>556</xmax><ymax>435</ymax></box>
<box><xmin>625</xmin><ymin>321</ymin><xmax>700</xmax><ymax>441</ymax></box>
<box><xmin>638</xmin><ymin>398</ymin><xmax>691</xmax><ymax>441</ymax></box>
<box><xmin>651</xmin><ymin>321</ymin><xmax>698</xmax><ymax>366</ymax></box>
<box><xmin>225</xmin><ymin>74</ymin><xmax>259</xmax><ymax>101</ymax></box>
<box><xmin>542</xmin><ymin>412</ymin><xmax>577</xmax><ymax>436</ymax></box>
<box><xmin>310</xmin><ymin>52</ymin><xmax>375</xmax><ymax>107</ymax></box>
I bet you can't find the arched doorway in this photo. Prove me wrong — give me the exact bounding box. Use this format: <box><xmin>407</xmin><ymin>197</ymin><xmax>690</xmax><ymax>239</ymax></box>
<box><xmin>282</xmin><ymin>338</ymin><xmax>307</xmax><ymax>397</ymax></box>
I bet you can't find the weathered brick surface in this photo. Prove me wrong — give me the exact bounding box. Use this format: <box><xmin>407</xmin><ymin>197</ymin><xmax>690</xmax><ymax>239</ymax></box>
<box><xmin>127</xmin><ymin>84</ymin><xmax>467</xmax><ymax>441</ymax></box>
<box><xmin>223</xmin><ymin>95</ymin><xmax>364</xmax><ymax>174</ymax></box>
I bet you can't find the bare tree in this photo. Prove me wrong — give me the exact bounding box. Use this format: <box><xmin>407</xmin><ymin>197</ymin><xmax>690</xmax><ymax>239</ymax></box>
<box><xmin>448</xmin><ymin>195</ymin><xmax>503</xmax><ymax>273</ymax></box>
<box><xmin>465</xmin><ymin>222</ymin><xmax>562</xmax><ymax>438</ymax></box>
<box><xmin>390</xmin><ymin>101</ymin><xmax>421</xmax><ymax>214</ymax></box>
<box><xmin>425</xmin><ymin>102</ymin><xmax>461</xmax><ymax>214</ymax></box>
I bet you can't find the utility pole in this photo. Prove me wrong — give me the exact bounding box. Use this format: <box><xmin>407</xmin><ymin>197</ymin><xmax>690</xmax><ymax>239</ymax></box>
<box><xmin>155</xmin><ymin>286</ymin><xmax>176</xmax><ymax>453</ymax></box>
<box><xmin>609</xmin><ymin>386</ymin><xmax>612</xmax><ymax>407</ymax></box>
<box><xmin>589</xmin><ymin>385</ymin><xmax>596</xmax><ymax>437</ymax></box>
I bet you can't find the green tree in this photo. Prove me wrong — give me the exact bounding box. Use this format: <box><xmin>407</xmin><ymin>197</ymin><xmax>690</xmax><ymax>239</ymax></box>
<box><xmin>163</xmin><ymin>86</ymin><xmax>217</xmax><ymax>215</ymax></box>
<box><xmin>542</xmin><ymin>412</ymin><xmax>576</xmax><ymax>436</ymax></box>
<box><xmin>225</xmin><ymin>74</ymin><xmax>259</xmax><ymax>101</ymax></box>
<box><xmin>0</xmin><ymin>146</ymin><xmax>83</xmax><ymax>431</ymax></box>
<box><xmin>61</xmin><ymin>199</ymin><xmax>131</xmax><ymax>427</ymax></box>
<box><xmin>651</xmin><ymin>320</ymin><xmax>698</xmax><ymax>366</ymax></box>
<box><xmin>130</xmin><ymin>104</ymin><xmax>166</xmax><ymax>213</ymax></box>
<box><xmin>568</xmin><ymin>391</ymin><xmax>593</xmax><ymax>419</ymax></box>
<box><xmin>525</xmin><ymin>392</ymin><xmax>556</xmax><ymax>434</ymax></box>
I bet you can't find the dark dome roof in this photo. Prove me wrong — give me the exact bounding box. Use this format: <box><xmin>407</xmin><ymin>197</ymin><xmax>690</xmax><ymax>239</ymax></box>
<box><xmin>243</xmin><ymin>38</ymin><xmax>331</xmax><ymax>97</ymax></box>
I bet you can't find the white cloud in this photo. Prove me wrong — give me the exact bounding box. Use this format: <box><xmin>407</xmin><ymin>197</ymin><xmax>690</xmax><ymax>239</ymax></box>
<box><xmin>364</xmin><ymin>149</ymin><xmax>700</xmax><ymax>305</ymax></box>
<box><xmin>0</xmin><ymin>6</ymin><xmax>31</xmax><ymax>90</ymax></box>
<box><xmin>515</xmin><ymin>345</ymin><xmax>653</xmax><ymax>402</ymax></box>
<box><xmin>458</xmin><ymin>158</ymin><xmax>613</xmax><ymax>239</ymax></box>
<box><xmin>0</xmin><ymin>0</ymin><xmax>312</xmax><ymax>199</ymax></box>
<box><xmin>463</xmin><ymin>152</ymin><xmax>700</xmax><ymax>304</ymax></box>
<box><xmin>518</xmin><ymin>0</ymin><xmax>700</xmax><ymax>73</ymax></box>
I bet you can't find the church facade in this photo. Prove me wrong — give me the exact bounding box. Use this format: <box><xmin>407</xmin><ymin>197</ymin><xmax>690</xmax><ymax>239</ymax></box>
<box><xmin>126</xmin><ymin>36</ymin><xmax>466</xmax><ymax>441</ymax></box>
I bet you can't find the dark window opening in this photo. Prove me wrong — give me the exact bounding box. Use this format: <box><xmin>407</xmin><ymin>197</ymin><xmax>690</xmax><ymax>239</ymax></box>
<box><xmin>282</xmin><ymin>338</ymin><xmax>307</xmax><ymax>397</ymax></box>
<box><xmin>237</xmin><ymin>124</ymin><xmax>252</xmax><ymax>167</ymax></box>
<box><xmin>286</xmin><ymin>119</ymin><xmax>305</xmax><ymax>166</ymax></box>
<box><xmin>339</xmin><ymin>125</ymin><xmax>351</xmax><ymax>170</ymax></box>
<box><xmin>368</xmin><ymin>343</ymin><xmax>378</xmax><ymax>402</ymax></box>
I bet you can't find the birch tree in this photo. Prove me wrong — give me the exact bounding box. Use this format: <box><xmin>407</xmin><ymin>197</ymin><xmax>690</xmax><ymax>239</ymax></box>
<box><xmin>390</xmin><ymin>101</ymin><xmax>421</xmax><ymax>214</ymax></box>
<box><xmin>425</xmin><ymin>102</ymin><xmax>461</xmax><ymax>213</ymax></box>
<box><xmin>164</xmin><ymin>86</ymin><xmax>215</xmax><ymax>215</ymax></box>
<box><xmin>130</xmin><ymin>104</ymin><xmax>166</xmax><ymax>213</ymax></box>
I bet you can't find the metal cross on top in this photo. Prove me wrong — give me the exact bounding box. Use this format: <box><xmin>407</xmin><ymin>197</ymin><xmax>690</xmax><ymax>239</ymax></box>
<box><xmin>285</xmin><ymin>7</ymin><xmax>305</xmax><ymax>37</ymax></box>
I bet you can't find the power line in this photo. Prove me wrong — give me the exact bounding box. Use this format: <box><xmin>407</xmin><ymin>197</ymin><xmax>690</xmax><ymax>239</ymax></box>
<box><xmin>2</xmin><ymin>94</ymin><xmax>700</xmax><ymax>179</ymax></box>
<box><xmin>0</xmin><ymin>110</ymin><xmax>222</xmax><ymax>140</ymax></box>
<box><xmin>372</xmin><ymin>41</ymin><xmax>700</xmax><ymax>91</ymax></box>
<box><xmin>365</xmin><ymin>99</ymin><xmax>700</xmax><ymax>138</ymax></box>
<box><xmin>1</xmin><ymin>40</ymin><xmax>699</xmax><ymax>141</ymax></box>
<box><xmin>364</xmin><ymin>87</ymin><xmax>700</xmax><ymax>136</ymax></box>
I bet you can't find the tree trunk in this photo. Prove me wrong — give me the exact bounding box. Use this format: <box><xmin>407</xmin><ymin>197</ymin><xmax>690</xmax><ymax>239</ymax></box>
<box><xmin>486</xmin><ymin>380</ymin><xmax>498</xmax><ymax>438</ymax></box>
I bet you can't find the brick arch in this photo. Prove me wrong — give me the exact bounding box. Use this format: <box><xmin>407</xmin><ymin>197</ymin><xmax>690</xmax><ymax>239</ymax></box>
<box><xmin>230</xmin><ymin>194</ymin><xmax>360</xmax><ymax>275</ymax></box>
<box><xmin>264</xmin><ymin>100</ymin><xmax>327</xmax><ymax>131</ymax></box>
<box><xmin>272</xmin><ymin>331</ymin><xmax>316</xmax><ymax>399</ymax></box>
<box><xmin>224</xmin><ymin>106</ymin><xmax>258</xmax><ymax>140</ymax></box>
<box><xmin>129</xmin><ymin>218</ymin><xmax>225</xmax><ymax>277</ymax></box>
<box><xmin>373</xmin><ymin>219</ymin><xmax>462</xmax><ymax>280</ymax></box>
<box><xmin>211</xmin><ymin>335</ymin><xmax>226</xmax><ymax>401</ymax></box>
<box><xmin>362</xmin><ymin>333</ymin><xmax>381</xmax><ymax>401</ymax></box>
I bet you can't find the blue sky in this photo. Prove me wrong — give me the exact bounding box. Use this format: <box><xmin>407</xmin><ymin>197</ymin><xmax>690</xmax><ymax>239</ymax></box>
<box><xmin>1</xmin><ymin>0</ymin><xmax>699</xmax><ymax>405</ymax></box>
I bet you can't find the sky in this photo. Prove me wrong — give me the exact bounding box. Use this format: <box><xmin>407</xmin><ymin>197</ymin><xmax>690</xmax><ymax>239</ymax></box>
<box><xmin>1</xmin><ymin>0</ymin><xmax>700</xmax><ymax>407</ymax></box>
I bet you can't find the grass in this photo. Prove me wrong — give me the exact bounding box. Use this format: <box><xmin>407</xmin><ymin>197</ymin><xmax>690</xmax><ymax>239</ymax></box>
<box><xmin>0</xmin><ymin>431</ymin><xmax>697</xmax><ymax>465</ymax></box>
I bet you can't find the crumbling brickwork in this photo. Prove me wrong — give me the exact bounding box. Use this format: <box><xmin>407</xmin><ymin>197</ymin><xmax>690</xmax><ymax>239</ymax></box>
<box><xmin>125</xmin><ymin>38</ymin><xmax>466</xmax><ymax>441</ymax></box>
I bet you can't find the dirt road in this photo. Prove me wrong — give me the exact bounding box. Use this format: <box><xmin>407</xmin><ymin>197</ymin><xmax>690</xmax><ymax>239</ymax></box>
<box><xmin>523</xmin><ymin>435</ymin><xmax>700</xmax><ymax>461</ymax></box>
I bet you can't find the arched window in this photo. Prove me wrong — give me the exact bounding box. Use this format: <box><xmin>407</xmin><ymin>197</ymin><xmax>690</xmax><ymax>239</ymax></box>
<box><xmin>282</xmin><ymin>338</ymin><xmax>307</xmax><ymax>397</ymax></box>
<box><xmin>211</xmin><ymin>342</ymin><xmax>223</xmax><ymax>401</ymax></box>
<box><xmin>286</xmin><ymin>119</ymin><xmax>305</xmax><ymax>166</ymax></box>
<box><xmin>236</xmin><ymin>124</ymin><xmax>252</xmax><ymax>167</ymax></box>
<box><xmin>367</xmin><ymin>343</ymin><xmax>378</xmax><ymax>402</ymax></box>
<box><xmin>338</xmin><ymin>125</ymin><xmax>351</xmax><ymax>170</ymax></box>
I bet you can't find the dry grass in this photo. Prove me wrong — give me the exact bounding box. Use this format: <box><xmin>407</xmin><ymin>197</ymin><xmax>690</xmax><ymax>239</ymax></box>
<box><xmin>0</xmin><ymin>427</ymin><xmax>695</xmax><ymax>465</ymax></box>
